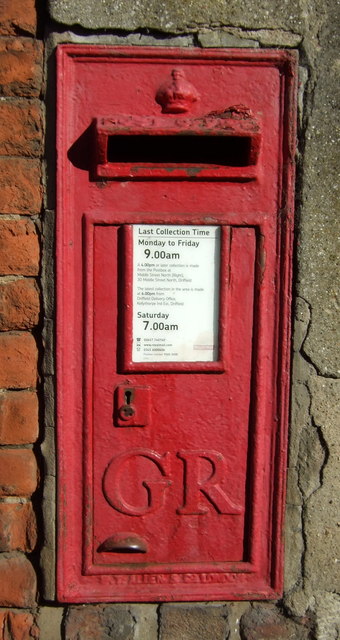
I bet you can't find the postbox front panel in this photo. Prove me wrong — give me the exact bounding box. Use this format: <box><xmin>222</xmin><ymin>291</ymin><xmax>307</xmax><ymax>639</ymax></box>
<box><xmin>57</xmin><ymin>47</ymin><xmax>297</xmax><ymax>601</ymax></box>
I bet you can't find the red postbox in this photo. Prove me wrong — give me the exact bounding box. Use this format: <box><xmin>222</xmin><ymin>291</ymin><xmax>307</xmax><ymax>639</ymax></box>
<box><xmin>56</xmin><ymin>46</ymin><xmax>297</xmax><ymax>602</ymax></box>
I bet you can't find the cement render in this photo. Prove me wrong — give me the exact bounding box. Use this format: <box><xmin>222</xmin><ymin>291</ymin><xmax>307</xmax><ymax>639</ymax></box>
<box><xmin>43</xmin><ymin>0</ymin><xmax>340</xmax><ymax>636</ymax></box>
<box><xmin>296</xmin><ymin>0</ymin><xmax>340</xmax><ymax>377</ymax></box>
<box><xmin>48</xmin><ymin>0</ymin><xmax>308</xmax><ymax>35</ymax></box>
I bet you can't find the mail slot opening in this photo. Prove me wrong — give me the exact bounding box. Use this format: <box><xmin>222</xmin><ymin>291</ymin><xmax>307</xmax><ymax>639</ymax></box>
<box><xmin>107</xmin><ymin>134</ymin><xmax>253</xmax><ymax>167</ymax></box>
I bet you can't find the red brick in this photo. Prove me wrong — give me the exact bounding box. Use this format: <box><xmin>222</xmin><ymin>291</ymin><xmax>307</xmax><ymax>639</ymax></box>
<box><xmin>7</xmin><ymin>610</ymin><xmax>39</xmax><ymax>639</ymax></box>
<box><xmin>0</xmin><ymin>391</ymin><xmax>38</xmax><ymax>444</ymax></box>
<box><xmin>0</xmin><ymin>278</ymin><xmax>40</xmax><ymax>330</ymax></box>
<box><xmin>0</xmin><ymin>449</ymin><xmax>38</xmax><ymax>497</ymax></box>
<box><xmin>0</xmin><ymin>332</ymin><xmax>37</xmax><ymax>388</ymax></box>
<box><xmin>0</xmin><ymin>219</ymin><xmax>39</xmax><ymax>276</ymax></box>
<box><xmin>0</xmin><ymin>0</ymin><xmax>37</xmax><ymax>36</ymax></box>
<box><xmin>0</xmin><ymin>158</ymin><xmax>42</xmax><ymax>214</ymax></box>
<box><xmin>0</xmin><ymin>99</ymin><xmax>43</xmax><ymax>157</ymax></box>
<box><xmin>0</xmin><ymin>449</ymin><xmax>38</xmax><ymax>498</ymax></box>
<box><xmin>0</xmin><ymin>38</ymin><xmax>43</xmax><ymax>97</ymax></box>
<box><xmin>0</xmin><ymin>502</ymin><xmax>37</xmax><ymax>552</ymax></box>
<box><xmin>0</xmin><ymin>554</ymin><xmax>37</xmax><ymax>607</ymax></box>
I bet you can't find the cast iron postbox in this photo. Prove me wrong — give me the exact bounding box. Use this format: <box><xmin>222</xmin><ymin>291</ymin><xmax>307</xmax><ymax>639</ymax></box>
<box><xmin>56</xmin><ymin>46</ymin><xmax>297</xmax><ymax>602</ymax></box>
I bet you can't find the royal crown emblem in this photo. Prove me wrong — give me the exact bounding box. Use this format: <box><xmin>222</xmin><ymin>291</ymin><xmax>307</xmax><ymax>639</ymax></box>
<box><xmin>155</xmin><ymin>68</ymin><xmax>200</xmax><ymax>114</ymax></box>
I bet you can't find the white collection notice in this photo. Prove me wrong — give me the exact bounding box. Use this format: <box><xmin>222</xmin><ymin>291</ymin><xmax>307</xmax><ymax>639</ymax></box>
<box><xmin>132</xmin><ymin>224</ymin><xmax>220</xmax><ymax>362</ymax></box>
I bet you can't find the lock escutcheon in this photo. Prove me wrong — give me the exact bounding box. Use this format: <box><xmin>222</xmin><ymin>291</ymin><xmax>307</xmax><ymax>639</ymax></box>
<box><xmin>118</xmin><ymin>404</ymin><xmax>135</xmax><ymax>421</ymax></box>
<box><xmin>115</xmin><ymin>385</ymin><xmax>150</xmax><ymax>427</ymax></box>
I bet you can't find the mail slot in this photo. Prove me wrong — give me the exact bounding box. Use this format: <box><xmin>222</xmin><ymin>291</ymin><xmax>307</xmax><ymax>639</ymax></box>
<box><xmin>56</xmin><ymin>46</ymin><xmax>297</xmax><ymax>602</ymax></box>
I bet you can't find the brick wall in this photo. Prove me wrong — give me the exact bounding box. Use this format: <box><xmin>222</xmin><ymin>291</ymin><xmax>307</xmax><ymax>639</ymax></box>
<box><xmin>0</xmin><ymin>0</ymin><xmax>42</xmax><ymax>636</ymax></box>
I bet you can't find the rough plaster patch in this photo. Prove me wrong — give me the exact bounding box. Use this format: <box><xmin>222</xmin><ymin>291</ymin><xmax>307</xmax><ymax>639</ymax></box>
<box><xmin>237</xmin><ymin>27</ymin><xmax>302</xmax><ymax>46</ymax></box>
<box><xmin>288</xmin><ymin>298</ymin><xmax>315</xmax><ymax>472</ymax></box>
<box><xmin>204</xmin><ymin>26</ymin><xmax>303</xmax><ymax>47</ymax></box>
<box><xmin>42</xmin><ymin>318</ymin><xmax>54</xmax><ymax>376</ymax></box>
<box><xmin>48</xmin><ymin>0</ymin><xmax>308</xmax><ymax>34</ymax></box>
<box><xmin>314</xmin><ymin>592</ymin><xmax>340</xmax><ymax>640</ymax></box>
<box><xmin>285</xmin><ymin>298</ymin><xmax>310</xmax><ymax>593</ymax></box>
<box><xmin>46</xmin><ymin>30</ymin><xmax>194</xmax><ymax>57</ymax></box>
<box><xmin>197</xmin><ymin>30</ymin><xmax>258</xmax><ymax>48</ymax></box>
<box><xmin>227</xmin><ymin>602</ymin><xmax>250</xmax><ymax>640</ymax></box>
<box><xmin>296</xmin><ymin>0</ymin><xmax>340</xmax><ymax>378</ymax></box>
<box><xmin>298</xmin><ymin>66</ymin><xmax>309</xmax><ymax>129</ymax></box>
<box><xmin>42</xmin><ymin>209</ymin><xmax>55</xmax><ymax>320</ymax></box>
<box><xmin>43</xmin><ymin>376</ymin><xmax>55</xmax><ymax>428</ymax></box>
<box><xmin>128</xmin><ymin>604</ymin><xmax>158</xmax><ymax>640</ymax></box>
<box><xmin>284</xmin><ymin>588</ymin><xmax>314</xmax><ymax>619</ymax></box>
<box><xmin>286</xmin><ymin>293</ymin><xmax>340</xmax><ymax>615</ymax></box>
<box><xmin>40</xmin><ymin>204</ymin><xmax>57</xmax><ymax>600</ymax></box>
<box><xmin>38</xmin><ymin>607</ymin><xmax>64</xmax><ymax>640</ymax></box>
<box><xmin>284</xmin><ymin>504</ymin><xmax>304</xmax><ymax>592</ymax></box>
<box><xmin>40</xmin><ymin>473</ymin><xmax>56</xmax><ymax>600</ymax></box>
<box><xmin>41</xmin><ymin>425</ymin><xmax>56</xmax><ymax>477</ymax></box>
<box><xmin>297</xmin><ymin>423</ymin><xmax>326</xmax><ymax>499</ymax></box>
<box><xmin>302</xmin><ymin>377</ymin><xmax>340</xmax><ymax>593</ymax></box>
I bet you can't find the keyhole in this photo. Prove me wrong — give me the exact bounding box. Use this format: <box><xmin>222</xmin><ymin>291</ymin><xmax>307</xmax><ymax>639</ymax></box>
<box><xmin>125</xmin><ymin>390</ymin><xmax>133</xmax><ymax>405</ymax></box>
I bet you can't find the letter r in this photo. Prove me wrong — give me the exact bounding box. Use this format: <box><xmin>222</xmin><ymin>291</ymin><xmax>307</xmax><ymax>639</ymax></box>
<box><xmin>177</xmin><ymin>450</ymin><xmax>243</xmax><ymax>515</ymax></box>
